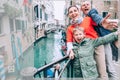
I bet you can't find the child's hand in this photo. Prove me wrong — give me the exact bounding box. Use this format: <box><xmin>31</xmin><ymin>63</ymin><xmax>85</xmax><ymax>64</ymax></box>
<box><xmin>69</xmin><ymin>50</ymin><xmax>75</xmax><ymax>59</ymax></box>
<box><xmin>118</xmin><ymin>28</ymin><xmax>120</xmax><ymax>34</ymax></box>
<box><xmin>114</xmin><ymin>41</ymin><xmax>119</xmax><ymax>48</ymax></box>
<box><xmin>115</xmin><ymin>27</ymin><xmax>120</xmax><ymax>35</ymax></box>
<box><xmin>114</xmin><ymin>27</ymin><xmax>120</xmax><ymax>48</ymax></box>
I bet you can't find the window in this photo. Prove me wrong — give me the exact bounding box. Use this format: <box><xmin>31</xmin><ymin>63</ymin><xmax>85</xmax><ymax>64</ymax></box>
<box><xmin>0</xmin><ymin>46</ymin><xmax>5</xmax><ymax>56</ymax></box>
<box><xmin>34</xmin><ymin>5</ymin><xmax>42</xmax><ymax>20</ymax></box>
<box><xmin>34</xmin><ymin>5</ymin><xmax>38</xmax><ymax>20</ymax></box>
<box><xmin>22</xmin><ymin>21</ymin><xmax>25</xmax><ymax>33</ymax></box>
<box><xmin>0</xmin><ymin>18</ymin><xmax>2</xmax><ymax>34</ymax></box>
<box><xmin>24</xmin><ymin>5</ymin><xmax>28</xmax><ymax>13</ymax></box>
<box><xmin>9</xmin><ymin>18</ymin><xmax>14</xmax><ymax>32</ymax></box>
<box><xmin>15</xmin><ymin>20</ymin><xmax>22</xmax><ymax>31</ymax></box>
<box><xmin>16</xmin><ymin>0</ymin><xmax>18</xmax><ymax>3</ymax></box>
<box><xmin>102</xmin><ymin>12</ymin><xmax>108</xmax><ymax>18</ymax></box>
<box><xmin>40</xmin><ymin>8</ymin><xmax>42</xmax><ymax>19</ymax></box>
<box><xmin>70</xmin><ymin>1</ymin><xmax>72</xmax><ymax>5</ymax></box>
<box><xmin>104</xmin><ymin>1</ymin><xmax>111</xmax><ymax>6</ymax></box>
<box><xmin>28</xmin><ymin>0</ymin><xmax>32</xmax><ymax>5</ymax></box>
<box><xmin>64</xmin><ymin>8</ymin><xmax>67</xmax><ymax>15</ymax></box>
<box><xmin>115</xmin><ymin>12</ymin><xmax>117</xmax><ymax>19</ymax></box>
<box><xmin>45</xmin><ymin>13</ymin><xmax>48</xmax><ymax>21</ymax></box>
<box><xmin>11</xmin><ymin>34</ymin><xmax>16</xmax><ymax>59</ymax></box>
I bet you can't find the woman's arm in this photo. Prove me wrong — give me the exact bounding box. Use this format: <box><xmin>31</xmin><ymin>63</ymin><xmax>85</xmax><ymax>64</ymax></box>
<box><xmin>66</xmin><ymin>27</ymin><xmax>75</xmax><ymax>59</ymax></box>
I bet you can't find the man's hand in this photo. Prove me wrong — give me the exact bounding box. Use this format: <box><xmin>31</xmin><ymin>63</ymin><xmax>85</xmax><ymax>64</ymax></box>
<box><xmin>69</xmin><ymin>49</ymin><xmax>75</xmax><ymax>59</ymax></box>
<box><xmin>101</xmin><ymin>14</ymin><xmax>118</xmax><ymax>30</ymax></box>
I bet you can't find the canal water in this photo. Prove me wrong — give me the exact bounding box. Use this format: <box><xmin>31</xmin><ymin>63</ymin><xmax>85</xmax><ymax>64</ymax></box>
<box><xmin>34</xmin><ymin>32</ymin><xmax>55</xmax><ymax>68</ymax></box>
<box><xmin>6</xmin><ymin>29</ymin><xmax>66</xmax><ymax>79</ymax></box>
<box><xmin>33</xmin><ymin>29</ymin><xmax>67</xmax><ymax>78</ymax></box>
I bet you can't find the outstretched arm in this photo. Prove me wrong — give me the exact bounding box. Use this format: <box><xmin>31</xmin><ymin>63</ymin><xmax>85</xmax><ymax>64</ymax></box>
<box><xmin>101</xmin><ymin>14</ymin><xmax>118</xmax><ymax>30</ymax></box>
<box><xmin>88</xmin><ymin>8</ymin><xmax>118</xmax><ymax>30</ymax></box>
<box><xmin>93</xmin><ymin>31</ymin><xmax>119</xmax><ymax>47</ymax></box>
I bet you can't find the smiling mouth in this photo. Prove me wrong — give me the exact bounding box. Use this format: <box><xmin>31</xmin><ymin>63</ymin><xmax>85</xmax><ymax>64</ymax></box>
<box><xmin>77</xmin><ymin>38</ymin><xmax>82</xmax><ymax>42</ymax></box>
<box><xmin>85</xmin><ymin>9</ymin><xmax>89</xmax><ymax>11</ymax></box>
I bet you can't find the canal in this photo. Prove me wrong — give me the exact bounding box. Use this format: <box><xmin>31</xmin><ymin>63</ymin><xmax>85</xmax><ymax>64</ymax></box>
<box><xmin>6</xmin><ymin>29</ymin><xmax>67</xmax><ymax>79</ymax></box>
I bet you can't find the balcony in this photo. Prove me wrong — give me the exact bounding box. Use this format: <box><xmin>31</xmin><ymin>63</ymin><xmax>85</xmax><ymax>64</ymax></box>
<box><xmin>2</xmin><ymin>3</ymin><xmax>22</xmax><ymax>19</ymax></box>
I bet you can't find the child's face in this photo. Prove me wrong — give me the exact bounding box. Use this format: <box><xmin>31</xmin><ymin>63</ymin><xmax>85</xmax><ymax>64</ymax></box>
<box><xmin>81</xmin><ymin>1</ymin><xmax>91</xmax><ymax>15</ymax></box>
<box><xmin>68</xmin><ymin>6</ymin><xmax>80</xmax><ymax>20</ymax></box>
<box><xmin>73</xmin><ymin>30</ymin><xmax>85</xmax><ymax>43</ymax></box>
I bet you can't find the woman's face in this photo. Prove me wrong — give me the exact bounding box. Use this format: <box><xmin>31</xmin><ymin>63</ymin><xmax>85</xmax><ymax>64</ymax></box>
<box><xmin>68</xmin><ymin>6</ymin><xmax>80</xmax><ymax>20</ymax></box>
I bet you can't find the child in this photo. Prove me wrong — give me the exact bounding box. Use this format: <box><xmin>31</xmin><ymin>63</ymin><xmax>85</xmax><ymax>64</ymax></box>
<box><xmin>72</xmin><ymin>27</ymin><xmax>118</xmax><ymax>79</ymax></box>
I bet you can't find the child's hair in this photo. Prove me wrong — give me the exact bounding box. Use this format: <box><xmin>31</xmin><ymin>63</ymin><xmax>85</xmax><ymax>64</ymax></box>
<box><xmin>73</xmin><ymin>27</ymin><xmax>84</xmax><ymax>34</ymax></box>
<box><xmin>67</xmin><ymin>5</ymin><xmax>79</xmax><ymax>16</ymax></box>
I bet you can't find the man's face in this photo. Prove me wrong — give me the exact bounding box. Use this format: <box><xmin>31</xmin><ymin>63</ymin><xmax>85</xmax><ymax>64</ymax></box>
<box><xmin>68</xmin><ymin>7</ymin><xmax>80</xmax><ymax>20</ymax></box>
<box><xmin>73</xmin><ymin>30</ymin><xmax>85</xmax><ymax>43</ymax></box>
<box><xmin>81</xmin><ymin>1</ymin><xmax>91</xmax><ymax>15</ymax></box>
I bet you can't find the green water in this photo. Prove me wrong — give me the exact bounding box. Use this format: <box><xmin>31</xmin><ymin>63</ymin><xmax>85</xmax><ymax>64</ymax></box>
<box><xmin>6</xmin><ymin>31</ymin><xmax>71</xmax><ymax>79</ymax></box>
<box><xmin>34</xmin><ymin>33</ymin><xmax>55</xmax><ymax>68</ymax></box>
<box><xmin>19</xmin><ymin>33</ymin><xmax>55</xmax><ymax>69</ymax></box>
<box><xmin>6</xmin><ymin>33</ymin><xmax>55</xmax><ymax>78</ymax></box>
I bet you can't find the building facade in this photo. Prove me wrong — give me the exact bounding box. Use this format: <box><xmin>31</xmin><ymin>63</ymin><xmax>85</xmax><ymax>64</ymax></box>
<box><xmin>0</xmin><ymin>0</ymin><xmax>34</xmax><ymax>79</ymax></box>
<box><xmin>0</xmin><ymin>0</ymin><xmax>55</xmax><ymax>79</ymax></box>
<box><xmin>33</xmin><ymin>0</ymin><xmax>55</xmax><ymax>40</ymax></box>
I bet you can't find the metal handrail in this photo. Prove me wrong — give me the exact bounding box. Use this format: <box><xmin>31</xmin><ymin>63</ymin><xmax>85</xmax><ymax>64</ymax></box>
<box><xmin>33</xmin><ymin>55</ymin><xmax>69</xmax><ymax>77</ymax></box>
<box><xmin>58</xmin><ymin>59</ymin><xmax>71</xmax><ymax>80</ymax></box>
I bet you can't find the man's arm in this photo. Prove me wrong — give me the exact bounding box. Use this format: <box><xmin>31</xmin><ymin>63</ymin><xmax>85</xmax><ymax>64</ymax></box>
<box><xmin>88</xmin><ymin>8</ymin><xmax>102</xmax><ymax>25</ymax></box>
<box><xmin>88</xmin><ymin>8</ymin><xmax>118</xmax><ymax>30</ymax></box>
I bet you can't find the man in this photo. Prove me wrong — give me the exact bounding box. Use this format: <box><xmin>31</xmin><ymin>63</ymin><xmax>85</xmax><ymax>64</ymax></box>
<box><xmin>81</xmin><ymin>1</ymin><xmax>119</xmax><ymax>80</ymax></box>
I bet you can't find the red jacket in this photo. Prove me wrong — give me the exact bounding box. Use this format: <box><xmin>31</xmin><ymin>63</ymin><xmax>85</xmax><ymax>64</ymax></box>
<box><xmin>67</xmin><ymin>16</ymin><xmax>98</xmax><ymax>42</ymax></box>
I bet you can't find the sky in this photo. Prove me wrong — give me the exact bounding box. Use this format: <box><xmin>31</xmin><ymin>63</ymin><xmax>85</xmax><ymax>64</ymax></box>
<box><xmin>53</xmin><ymin>0</ymin><xmax>65</xmax><ymax>20</ymax></box>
